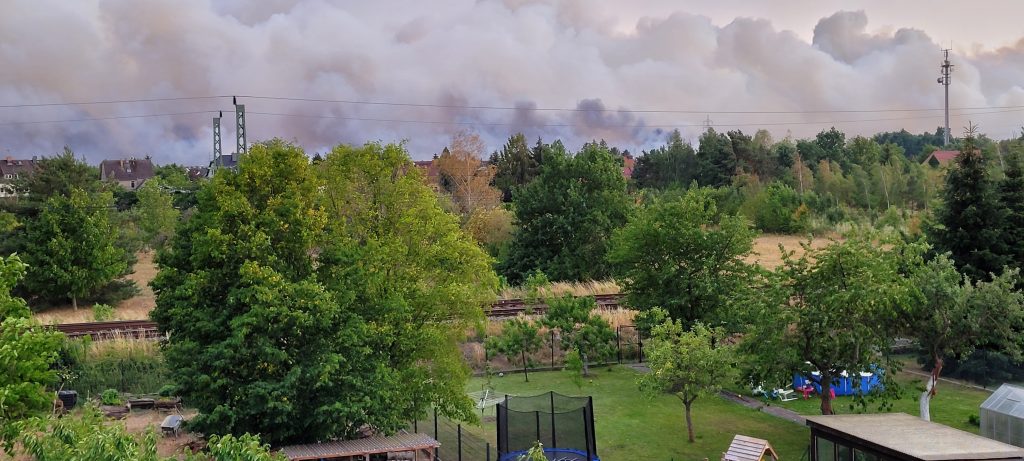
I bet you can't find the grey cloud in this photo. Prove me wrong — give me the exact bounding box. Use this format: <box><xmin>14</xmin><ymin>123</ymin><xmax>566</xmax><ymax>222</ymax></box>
<box><xmin>1</xmin><ymin>1</ymin><xmax>1023</xmax><ymax>164</ymax></box>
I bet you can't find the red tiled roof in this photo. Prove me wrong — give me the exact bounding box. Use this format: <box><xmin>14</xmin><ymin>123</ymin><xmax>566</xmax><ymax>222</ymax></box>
<box><xmin>923</xmin><ymin>150</ymin><xmax>959</xmax><ymax>166</ymax></box>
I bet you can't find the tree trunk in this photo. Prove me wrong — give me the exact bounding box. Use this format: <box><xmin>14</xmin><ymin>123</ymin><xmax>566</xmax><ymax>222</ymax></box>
<box><xmin>920</xmin><ymin>356</ymin><xmax>943</xmax><ymax>421</ymax></box>
<box><xmin>684</xmin><ymin>401</ymin><xmax>695</xmax><ymax>443</ymax></box>
<box><xmin>819</xmin><ymin>372</ymin><xmax>834</xmax><ymax>415</ymax></box>
<box><xmin>522</xmin><ymin>349</ymin><xmax>529</xmax><ymax>382</ymax></box>
<box><xmin>72</xmin><ymin>296</ymin><xmax>78</xmax><ymax>311</ymax></box>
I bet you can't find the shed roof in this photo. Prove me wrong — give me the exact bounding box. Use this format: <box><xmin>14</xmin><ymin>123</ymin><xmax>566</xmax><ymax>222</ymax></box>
<box><xmin>806</xmin><ymin>413</ymin><xmax>1024</xmax><ymax>461</ymax></box>
<box><xmin>982</xmin><ymin>384</ymin><xmax>1024</xmax><ymax>417</ymax></box>
<box><xmin>922</xmin><ymin>150</ymin><xmax>959</xmax><ymax>166</ymax></box>
<box><xmin>279</xmin><ymin>432</ymin><xmax>439</xmax><ymax>460</ymax></box>
<box><xmin>723</xmin><ymin>434</ymin><xmax>778</xmax><ymax>461</ymax></box>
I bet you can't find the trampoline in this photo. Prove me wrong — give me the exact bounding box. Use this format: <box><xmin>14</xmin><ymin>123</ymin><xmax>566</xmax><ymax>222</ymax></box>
<box><xmin>500</xmin><ymin>448</ymin><xmax>601</xmax><ymax>461</ymax></box>
<box><xmin>497</xmin><ymin>391</ymin><xmax>598</xmax><ymax>461</ymax></box>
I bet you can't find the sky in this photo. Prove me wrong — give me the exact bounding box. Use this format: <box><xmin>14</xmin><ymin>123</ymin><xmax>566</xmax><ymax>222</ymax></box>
<box><xmin>2</xmin><ymin>0</ymin><xmax>1024</xmax><ymax>164</ymax></box>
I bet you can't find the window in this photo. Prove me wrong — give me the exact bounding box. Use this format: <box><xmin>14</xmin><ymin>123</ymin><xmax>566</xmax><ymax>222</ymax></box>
<box><xmin>130</xmin><ymin>180</ymin><xmax>136</xmax><ymax>189</ymax></box>
<box><xmin>816</xmin><ymin>437</ymin><xmax>836</xmax><ymax>461</ymax></box>
<box><xmin>3</xmin><ymin>174</ymin><xmax>11</xmax><ymax>180</ymax></box>
<box><xmin>837</xmin><ymin>444</ymin><xmax>852</xmax><ymax>461</ymax></box>
<box><xmin>854</xmin><ymin>449</ymin><xmax>879</xmax><ymax>461</ymax></box>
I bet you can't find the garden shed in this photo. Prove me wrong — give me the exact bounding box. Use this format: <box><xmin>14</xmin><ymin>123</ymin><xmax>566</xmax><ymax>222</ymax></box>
<box><xmin>981</xmin><ymin>383</ymin><xmax>1024</xmax><ymax>447</ymax></box>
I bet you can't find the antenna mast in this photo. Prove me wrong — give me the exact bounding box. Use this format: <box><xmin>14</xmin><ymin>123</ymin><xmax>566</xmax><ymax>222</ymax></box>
<box><xmin>937</xmin><ymin>49</ymin><xmax>954</xmax><ymax>145</ymax></box>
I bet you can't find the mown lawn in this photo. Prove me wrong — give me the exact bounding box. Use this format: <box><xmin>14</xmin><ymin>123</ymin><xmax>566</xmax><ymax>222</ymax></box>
<box><xmin>739</xmin><ymin>372</ymin><xmax>991</xmax><ymax>433</ymax></box>
<box><xmin>464</xmin><ymin>366</ymin><xmax>810</xmax><ymax>461</ymax></box>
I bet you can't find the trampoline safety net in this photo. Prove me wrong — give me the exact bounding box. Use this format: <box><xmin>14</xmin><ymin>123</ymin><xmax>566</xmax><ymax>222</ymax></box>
<box><xmin>497</xmin><ymin>392</ymin><xmax>597</xmax><ymax>461</ymax></box>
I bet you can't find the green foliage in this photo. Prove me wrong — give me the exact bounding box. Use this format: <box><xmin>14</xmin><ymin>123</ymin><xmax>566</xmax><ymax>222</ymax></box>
<box><xmin>639</xmin><ymin>321</ymin><xmax>738</xmax><ymax>443</ymax></box>
<box><xmin>502</xmin><ymin>142</ymin><xmax>631</xmax><ymax>283</ymax></box>
<box><xmin>753</xmin><ymin>182</ymin><xmax>809</xmax><ymax>234</ymax></box>
<box><xmin>928</xmin><ymin>129</ymin><xmax>1010</xmax><ymax>281</ymax></box>
<box><xmin>22</xmin><ymin>189</ymin><xmax>128</xmax><ymax>309</ymax></box>
<box><xmin>490</xmin><ymin>133</ymin><xmax>542</xmax><ymax>202</ymax></box>
<box><xmin>153</xmin><ymin>139</ymin><xmax>496</xmax><ymax>445</ymax></box>
<box><xmin>744</xmin><ymin>234</ymin><xmax>922</xmax><ymax>415</ymax></box>
<box><xmin>632</xmin><ymin>307</ymin><xmax>669</xmax><ymax>337</ymax></box>
<box><xmin>16</xmin><ymin>147</ymin><xmax>102</xmax><ymax>204</ymax></box>
<box><xmin>63</xmin><ymin>337</ymin><xmax>169</xmax><ymax>396</ymax></box>
<box><xmin>0</xmin><ymin>254</ymin><xmax>64</xmax><ymax>446</ymax></box>
<box><xmin>564</xmin><ymin>349</ymin><xmax>584</xmax><ymax>390</ymax></box>
<box><xmin>518</xmin><ymin>441</ymin><xmax>548</xmax><ymax>461</ymax></box>
<box><xmin>999</xmin><ymin>149</ymin><xmax>1024</xmax><ymax>270</ymax></box>
<box><xmin>16</xmin><ymin>406</ymin><xmax>161</xmax><ymax>461</ymax></box>
<box><xmin>192</xmin><ymin>433</ymin><xmax>286</xmax><ymax>461</ymax></box>
<box><xmin>100</xmin><ymin>388</ymin><xmax>122</xmax><ymax>406</ymax></box>
<box><xmin>487</xmin><ymin>317</ymin><xmax>543</xmax><ymax>381</ymax></box>
<box><xmin>91</xmin><ymin>303</ymin><xmax>114</xmax><ymax>321</ymax></box>
<box><xmin>539</xmin><ymin>295</ymin><xmax>615</xmax><ymax>376</ymax></box>
<box><xmin>132</xmin><ymin>178</ymin><xmax>180</xmax><ymax>250</ymax></box>
<box><xmin>697</xmin><ymin>128</ymin><xmax>736</xmax><ymax>187</ymax></box>
<box><xmin>633</xmin><ymin>130</ymin><xmax>699</xmax><ymax>190</ymax></box>
<box><xmin>522</xmin><ymin>270</ymin><xmax>550</xmax><ymax>305</ymax></box>
<box><xmin>608</xmin><ymin>188</ymin><xmax>755</xmax><ymax>325</ymax></box>
<box><xmin>157</xmin><ymin>384</ymin><xmax>177</xmax><ymax>398</ymax></box>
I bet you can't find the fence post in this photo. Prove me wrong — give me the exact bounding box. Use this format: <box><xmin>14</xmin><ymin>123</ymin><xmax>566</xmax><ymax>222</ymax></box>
<box><xmin>550</xmin><ymin>330</ymin><xmax>556</xmax><ymax>368</ymax></box>
<box><xmin>550</xmin><ymin>391</ymin><xmax>557</xmax><ymax>449</ymax></box>
<box><xmin>486</xmin><ymin>442</ymin><xmax>491</xmax><ymax>461</ymax></box>
<box><xmin>615</xmin><ymin>327</ymin><xmax>622</xmax><ymax>364</ymax></box>
<box><xmin>535</xmin><ymin>411</ymin><xmax>541</xmax><ymax>445</ymax></box>
<box><xmin>434</xmin><ymin>408</ymin><xmax>439</xmax><ymax>459</ymax></box>
<box><xmin>457</xmin><ymin>424</ymin><xmax>463</xmax><ymax>461</ymax></box>
<box><xmin>638</xmin><ymin>331</ymin><xmax>644</xmax><ymax>363</ymax></box>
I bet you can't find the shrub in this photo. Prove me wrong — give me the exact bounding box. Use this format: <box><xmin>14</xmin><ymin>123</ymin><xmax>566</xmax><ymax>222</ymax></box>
<box><xmin>92</xmin><ymin>303</ymin><xmax>114</xmax><ymax>322</ymax></box>
<box><xmin>968</xmin><ymin>413</ymin><xmax>981</xmax><ymax>427</ymax></box>
<box><xmin>157</xmin><ymin>384</ymin><xmax>178</xmax><ymax>398</ymax></box>
<box><xmin>65</xmin><ymin>336</ymin><xmax>170</xmax><ymax>396</ymax></box>
<box><xmin>753</xmin><ymin>182</ymin><xmax>809</xmax><ymax>234</ymax></box>
<box><xmin>100</xmin><ymin>388</ymin><xmax>122</xmax><ymax>406</ymax></box>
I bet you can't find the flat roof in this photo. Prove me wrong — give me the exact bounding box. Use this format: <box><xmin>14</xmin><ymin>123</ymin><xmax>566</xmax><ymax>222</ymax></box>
<box><xmin>806</xmin><ymin>413</ymin><xmax>1024</xmax><ymax>461</ymax></box>
<box><xmin>279</xmin><ymin>432</ymin><xmax>439</xmax><ymax>460</ymax></box>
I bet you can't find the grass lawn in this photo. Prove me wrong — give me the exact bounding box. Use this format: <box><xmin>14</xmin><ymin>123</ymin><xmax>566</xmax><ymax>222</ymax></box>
<box><xmin>465</xmin><ymin>366</ymin><xmax>810</xmax><ymax>461</ymax></box>
<box><xmin>741</xmin><ymin>372</ymin><xmax>991</xmax><ymax>433</ymax></box>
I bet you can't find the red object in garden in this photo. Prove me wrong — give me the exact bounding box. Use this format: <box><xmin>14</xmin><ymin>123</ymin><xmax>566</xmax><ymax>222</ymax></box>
<box><xmin>800</xmin><ymin>385</ymin><xmax>815</xmax><ymax>399</ymax></box>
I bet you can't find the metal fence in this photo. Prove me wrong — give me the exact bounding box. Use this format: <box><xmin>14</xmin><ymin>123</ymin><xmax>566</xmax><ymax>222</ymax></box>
<box><xmin>477</xmin><ymin>325</ymin><xmax>646</xmax><ymax>377</ymax></box>
<box><xmin>411</xmin><ymin>409</ymin><xmax>497</xmax><ymax>461</ymax></box>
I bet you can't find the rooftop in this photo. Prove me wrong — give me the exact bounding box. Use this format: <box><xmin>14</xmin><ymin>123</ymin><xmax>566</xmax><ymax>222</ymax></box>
<box><xmin>806</xmin><ymin>413</ymin><xmax>1024</xmax><ymax>461</ymax></box>
<box><xmin>278</xmin><ymin>432</ymin><xmax>440</xmax><ymax>461</ymax></box>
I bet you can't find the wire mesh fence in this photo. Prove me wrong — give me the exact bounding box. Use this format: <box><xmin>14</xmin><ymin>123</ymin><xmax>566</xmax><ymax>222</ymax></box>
<box><xmin>473</xmin><ymin>325</ymin><xmax>647</xmax><ymax>377</ymax></box>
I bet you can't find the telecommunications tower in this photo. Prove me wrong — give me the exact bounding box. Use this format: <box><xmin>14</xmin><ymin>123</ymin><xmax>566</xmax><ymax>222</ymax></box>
<box><xmin>937</xmin><ymin>49</ymin><xmax>953</xmax><ymax>145</ymax></box>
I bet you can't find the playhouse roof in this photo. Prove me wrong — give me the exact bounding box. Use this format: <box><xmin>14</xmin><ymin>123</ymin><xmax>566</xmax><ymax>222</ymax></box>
<box><xmin>723</xmin><ymin>435</ymin><xmax>778</xmax><ymax>461</ymax></box>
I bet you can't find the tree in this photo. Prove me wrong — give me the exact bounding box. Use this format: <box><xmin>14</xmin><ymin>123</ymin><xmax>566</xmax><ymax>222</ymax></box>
<box><xmin>744</xmin><ymin>235</ymin><xmax>920</xmax><ymax>415</ymax></box>
<box><xmin>906</xmin><ymin>255</ymin><xmax>1024</xmax><ymax>420</ymax></box>
<box><xmin>16</xmin><ymin>147</ymin><xmax>101</xmax><ymax>203</ymax></box>
<box><xmin>632</xmin><ymin>130</ymin><xmax>699</xmax><ymax>190</ymax></box>
<box><xmin>22</xmin><ymin>189</ymin><xmax>127</xmax><ymax>309</ymax></box>
<box><xmin>999</xmin><ymin>150</ymin><xmax>1024</xmax><ymax>269</ymax></box>
<box><xmin>815</xmin><ymin>127</ymin><xmax>847</xmax><ymax>166</ymax></box>
<box><xmin>487</xmin><ymin>317</ymin><xmax>543</xmax><ymax>381</ymax></box>
<box><xmin>132</xmin><ymin>178</ymin><xmax>180</xmax><ymax>250</ymax></box>
<box><xmin>316</xmin><ymin>141</ymin><xmax>498</xmax><ymax>430</ymax></box>
<box><xmin>490</xmin><ymin>133</ymin><xmax>541</xmax><ymax>202</ymax></box>
<box><xmin>639</xmin><ymin>321</ymin><xmax>737</xmax><ymax>443</ymax></box>
<box><xmin>0</xmin><ymin>254</ymin><xmax>63</xmax><ymax>447</ymax></box>
<box><xmin>152</xmin><ymin>163</ymin><xmax>191</xmax><ymax>189</ymax></box>
<box><xmin>928</xmin><ymin>126</ymin><xmax>1010</xmax><ymax>281</ymax></box>
<box><xmin>502</xmin><ymin>143</ymin><xmax>631</xmax><ymax>283</ymax></box>
<box><xmin>608</xmin><ymin>188</ymin><xmax>755</xmax><ymax>325</ymax></box>
<box><xmin>753</xmin><ymin>182</ymin><xmax>809</xmax><ymax>234</ymax></box>
<box><xmin>539</xmin><ymin>295</ymin><xmax>614</xmax><ymax>376</ymax></box>
<box><xmin>436</xmin><ymin>130</ymin><xmax>502</xmax><ymax>219</ymax></box>
<box><xmin>696</xmin><ymin>129</ymin><xmax>736</xmax><ymax>187</ymax></box>
<box><xmin>156</xmin><ymin>139</ymin><xmax>496</xmax><ymax>444</ymax></box>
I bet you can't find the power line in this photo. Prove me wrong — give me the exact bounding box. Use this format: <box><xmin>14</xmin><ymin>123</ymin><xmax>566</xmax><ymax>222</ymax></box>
<box><xmin>0</xmin><ymin>110</ymin><xmax>221</xmax><ymax>126</ymax></box>
<box><xmin>3</xmin><ymin>93</ymin><xmax>1024</xmax><ymax>115</ymax></box>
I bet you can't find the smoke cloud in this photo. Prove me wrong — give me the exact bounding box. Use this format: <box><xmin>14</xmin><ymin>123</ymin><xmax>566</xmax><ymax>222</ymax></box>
<box><xmin>1</xmin><ymin>1</ymin><xmax>1023</xmax><ymax>164</ymax></box>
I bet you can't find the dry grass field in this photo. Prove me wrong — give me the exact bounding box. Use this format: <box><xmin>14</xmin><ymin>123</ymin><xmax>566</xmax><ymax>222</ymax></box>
<box><xmin>745</xmin><ymin>233</ymin><xmax>839</xmax><ymax>269</ymax></box>
<box><xmin>33</xmin><ymin>251</ymin><xmax>157</xmax><ymax>325</ymax></box>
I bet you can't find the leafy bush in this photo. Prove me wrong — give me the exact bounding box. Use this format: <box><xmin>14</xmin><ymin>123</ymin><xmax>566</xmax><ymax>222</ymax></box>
<box><xmin>91</xmin><ymin>279</ymin><xmax>140</xmax><ymax>305</ymax></box>
<box><xmin>753</xmin><ymin>182</ymin><xmax>809</xmax><ymax>234</ymax></box>
<box><xmin>91</xmin><ymin>303</ymin><xmax>114</xmax><ymax>322</ymax></box>
<box><xmin>157</xmin><ymin>384</ymin><xmax>178</xmax><ymax>398</ymax></box>
<box><xmin>564</xmin><ymin>349</ymin><xmax>584</xmax><ymax>390</ymax></box>
<box><xmin>100</xmin><ymin>388</ymin><xmax>122</xmax><ymax>406</ymax></box>
<box><xmin>968</xmin><ymin>413</ymin><xmax>981</xmax><ymax>427</ymax></box>
<box><xmin>65</xmin><ymin>337</ymin><xmax>170</xmax><ymax>396</ymax></box>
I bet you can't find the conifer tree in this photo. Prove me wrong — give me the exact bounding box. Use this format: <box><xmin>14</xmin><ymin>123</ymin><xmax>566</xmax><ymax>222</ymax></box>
<box><xmin>928</xmin><ymin>125</ymin><xmax>1009</xmax><ymax>281</ymax></box>
<box><xmin>999</xmin><ymin>149</ymin><xmax>1024</xmax><ymax>270</ymax></box>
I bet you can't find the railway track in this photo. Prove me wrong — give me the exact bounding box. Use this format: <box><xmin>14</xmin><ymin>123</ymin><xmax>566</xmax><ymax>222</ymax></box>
<box><xmin>47</xmin><ymin>294</ymin><xmax>627</xmax><ymax>338</ymax></box>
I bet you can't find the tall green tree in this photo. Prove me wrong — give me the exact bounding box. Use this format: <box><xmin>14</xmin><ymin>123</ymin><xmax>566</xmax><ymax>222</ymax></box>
<box><xmin>502</xmin><ymin>143</ymin><xmax>631</xmax><ymax>283</ymax></box>
<box><xmin>22</xmin><ymin>190</ymin><xmax>127</xmax><ymax>309</ymax></box>
<box><xmin>744</xmin><ymin>235</ymin><xmax>920</xmax><ymax>415</ymax></box>
<box><xmin>539</xmin><ymin>295</ymin><xmax>615</xmax><ymax>376</ymax></box>
<box><xmin>696</xmin><ymin>129</ymin><xmax>736</xmax><ymax>187</ymax></box>
<box><xmin>16</xmin><ymin>147</ymin><xmax>101</xmax><ymax>203</ymax></box>
<box><xmin>132</xmin><ymin>178</ymin><xmax>180</xmax><ymax>250</ymax></box>
<box><xmin>0</xmin><ymin>254</ymin><xmax>64</xmax><ymax>448</ymax></box>
<box><xmin>906</xmin><ymin>255</ymin><xmax>1024</xmax><ymax>421</ymax></box>
<box><xmin>639</xmin><ymin>321</ymin><xmax>737</xmax><ymax>443</ymax></box>
<box><xmin>490</xmin><ymin>133</ymin><xmax>541</xmax><ymax>202</ymax></box>
<box><xmin>608</xmin><ymin>188</ymin><xmax>755</xmax><ymax>325</ymax></box>
<box><xmin>316</xmin><ymin>141</ymin><xmax>498</xmax><ymax>428</ymax></box>
<box><xmin>632</xmin><ymin>130</ymin><xmax>699</xmax><ymax>190</ymax></box>
<box><xmin>999</xmin><ymin>150</ymin><xmax>1024</xmax><ymax>269</ymax></box>
<box><xmin>928</xmin><ymin>127</ymin><xmax>1010</xmax><ymax>281</ymax></box>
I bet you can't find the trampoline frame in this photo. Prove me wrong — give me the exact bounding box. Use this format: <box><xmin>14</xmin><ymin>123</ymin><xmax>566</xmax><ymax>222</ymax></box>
<box><xmin>499</xmin><ymin>447</ymin><xmax>601</xmax><ymax>461</ymax></box>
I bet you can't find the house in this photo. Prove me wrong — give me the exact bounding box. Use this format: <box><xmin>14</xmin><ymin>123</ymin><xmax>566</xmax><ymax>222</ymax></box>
<box><xmin>622</xmin><ymin>153</ymin><xmax>635</xmax><ymax>179</ymax></box>
<box><xmin>0</xmin><ymin>156</ymin><xmax>37</xmax><ymax>197</ymax></box>
<box><xmin>211</xmin><ymin>153</ymin><xmax>240</xmax><ymax>171</ymax></box>
<box><xmin>185</xmin><ymin>166</ymin><xmax>210</xmax><ymax>181</ymax></box>
<box><xmin>100</xmin><ymin>158</ymin><xmax>155</xmax><ymax>190</ymax></box>
<box><xmin>723</xmin><ymin>435</ymin><xmax>779</xmax><ymax>461</ymax></box>
<box><xmin>922</xmin><ymin>150</ymin><xmax>959</xmax><ymax>167</ymax></box>
<box><xmin>806</xmin><ymin>413</ymin><xmax>1024</xmax><ymax>461</ymax></box>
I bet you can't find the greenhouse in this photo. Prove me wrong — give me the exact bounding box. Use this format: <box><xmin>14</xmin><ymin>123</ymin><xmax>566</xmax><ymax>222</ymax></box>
<box><xmin>981</xmin><ymin>384</ymin><xmax>1024</xmax><ymax>447</ymax></box>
